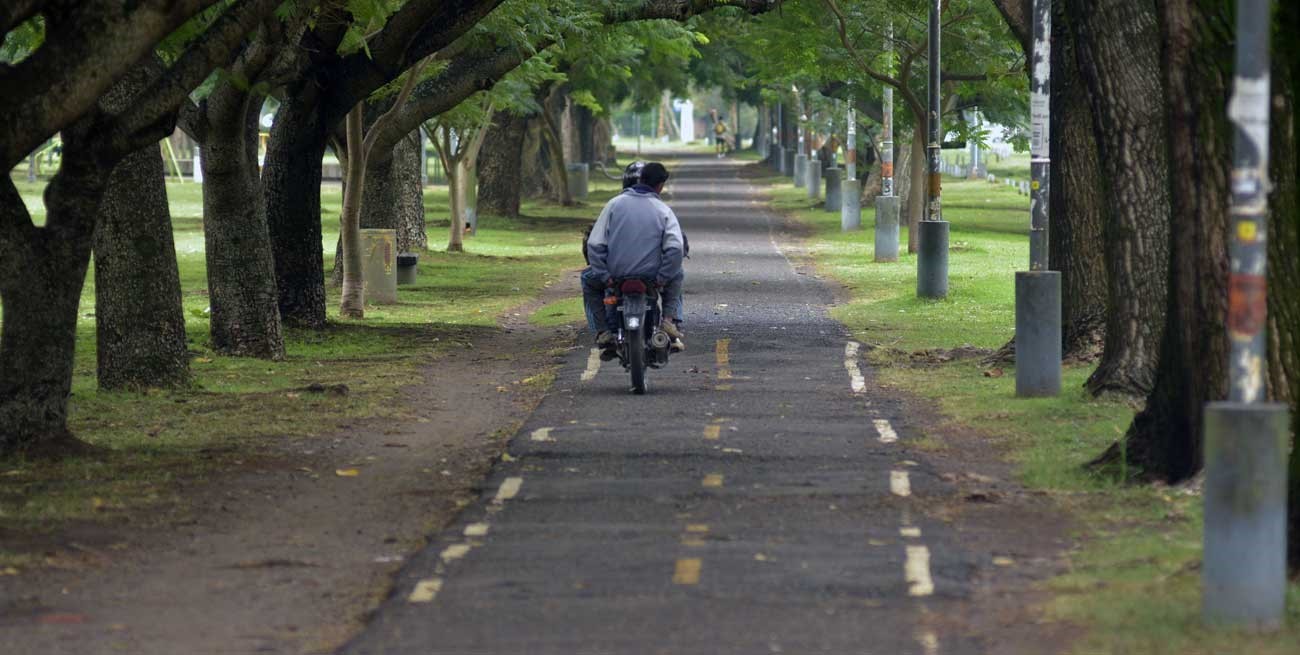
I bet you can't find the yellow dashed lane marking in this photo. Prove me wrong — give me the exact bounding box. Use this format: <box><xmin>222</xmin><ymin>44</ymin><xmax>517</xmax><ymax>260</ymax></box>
<box><xmin>702</xmin><ymin>473</ymin><xmax>724</xmax><ymax>488</ymax></box>
<box><xmin>703</xmin><ymin>425</ymin><xmax>721</xmax><ymax>440</ymax></box>
<box><xmin>673</xmin><ymin>558</ymin><xmax>702</xmax><ymax>585</ymax></box>
<box><xmin>715</xmin><ymin>339</ymin><xmax>733</xmax><ymax>380</ymax></box>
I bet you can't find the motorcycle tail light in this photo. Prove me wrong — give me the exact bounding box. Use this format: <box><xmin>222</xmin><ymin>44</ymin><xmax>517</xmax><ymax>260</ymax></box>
<box><xmin>604</xmin><ymin>296</ymin><xmax>618</xmax><ymax>306</ymax></box>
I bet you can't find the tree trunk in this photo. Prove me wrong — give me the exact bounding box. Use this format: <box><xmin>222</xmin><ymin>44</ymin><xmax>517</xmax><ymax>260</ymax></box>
<box><xmin>339</xmin><ymin>106</ymin><xmax>366</xmax><ymax>319</ymax></box>
<box><xmin>1271</xmin><ymin>1</ymin><xmax>1300</xmax><ymax>573</ymax></box>
<box><xmin>0</xmin><ymin>152</ymin><xmax>102</xmax><ymax>456</ymax></box>
<box><xmin>201</xmin><ymin>88</ymin><xmax>285</xmax><ymax>360</ymax></box>
<box><xmin>1051</xmin><ymin>0</ymin><xmax>1109</xmax><ymax>359</ymax></box>
<box><xmin>92</xmin><ymin>139</ymin><xmax>190</xmax><ymax>390</ymax></box>
<box><xmin>1095</xmin><ymin>0</ymin><xmax>1231</xmax><ymax>481</ymax></box>
<box><xmin>1070</xmin><ymin>0</ymin><xmax>1171</xmax><ymax>398</ymax></box>
<box><xmin>906</xmin><ymin>126</ymin><xmax>925</xmax><ymax>254</ymax></box>
<box><xmin>363</xmin><ymin>131</ymin><xmax>426</xmax><ymax>253</ymax></box>
<box><xmin>479</xmin><ymin>112</ymin><xmax>526</xmax><ymax>218</ymax></box>
<box><xmin>264</xmin><ymin>92</ymin><xmax>329</xmax><ymax>329</ymax></box>
<box><xmin>447</xmin><ymin>158</ymin><xmax>465</xmax><ymax>252</ymax></box>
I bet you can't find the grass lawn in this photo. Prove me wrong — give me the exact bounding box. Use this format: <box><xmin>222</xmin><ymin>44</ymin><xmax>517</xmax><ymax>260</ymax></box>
<box><xmin>0</xmin><ymin>171</ymin><xmax>609</xmax><ymax>545</ymax></box>
<box><xmin>761</xmin><ymin>164</ymin><xmax>1300</xmax><ymax>653</ymax></box>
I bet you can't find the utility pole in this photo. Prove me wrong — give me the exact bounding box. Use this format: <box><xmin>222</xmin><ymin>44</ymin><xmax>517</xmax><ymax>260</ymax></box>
<box><xmin>1014</xmin><ymin>0</ymin><xmax>1061</xmax><ymax>398</ymax></box>
<box><xmin>875</xmin><ymin>22</ymin><xmax>900</xmax><ymax>261</ymax></box>
<box><xmin>1202</xmin><ymin>0</ymin><xmax>1289</xmax><ymax>631</ymax></box>
<box><xmin>635</xmin><ymin>113</ymin><xmax>642</xmax><ymax>156</ymax></box>
<box><xmin>916</xmin><ymin>0</ymin><xmax>948</xmax><ymax>297</ymax></box>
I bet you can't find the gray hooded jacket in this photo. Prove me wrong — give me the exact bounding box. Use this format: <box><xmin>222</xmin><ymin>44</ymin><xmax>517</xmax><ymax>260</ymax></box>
<box><xmin>585</xmin><ymin>186</ymin><xmax>684</xmax><ymax>284</ymax></box>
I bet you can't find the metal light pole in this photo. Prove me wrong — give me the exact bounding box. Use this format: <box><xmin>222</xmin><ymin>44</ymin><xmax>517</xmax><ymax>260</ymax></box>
<box><xmin>1202</xmin><ymin>0</ymin><xmax>1289</xmax><ymax>631</ymax></box>
<box><xmin>795</xmin><ymin>105</ymin><xmax>808</xmax><ymax>188</ymax></box>
<box><xmin>843</xmin><ymin>88</ymin><xmax>862</xmax><ymax>231</ymax></box>
<box><xmin>636</xmin><ymin>113</ymin><xmax>642</xmax><ymax>156</ymax></box>
<box><xmin>1013</xmin><ymin>0</ymin><xmax>1061</xmax><ymax>398</ymax></box>
<box><xmin>916</xmin><ymin>0</ymin><xmax>949</xmax><ymax>298</ymax></box>
<box><xmin>875</xmin><ymin>22</ymin><xmax>900</xmax><ymax>261</ymax></box>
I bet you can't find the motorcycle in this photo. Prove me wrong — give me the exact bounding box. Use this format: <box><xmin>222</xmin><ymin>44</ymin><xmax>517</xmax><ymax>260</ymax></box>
<box><xmin>604</xmin><ymin>278</ymin><xmax>671</xmax><ymax>394</ymax></box>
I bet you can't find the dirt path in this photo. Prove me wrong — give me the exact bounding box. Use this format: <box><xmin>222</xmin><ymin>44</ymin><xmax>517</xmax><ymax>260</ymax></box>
<box><xmin>0</xmin><ymin>278</ymin><xmax>584</xmax><ymax>655</ymax></box>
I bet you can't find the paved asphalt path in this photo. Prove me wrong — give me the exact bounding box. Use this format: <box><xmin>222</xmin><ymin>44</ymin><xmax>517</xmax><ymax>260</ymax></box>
<box><xmin>342</xmin><ymin>155</ymin><xmax>990</xmax><ymax>654</ymax></box>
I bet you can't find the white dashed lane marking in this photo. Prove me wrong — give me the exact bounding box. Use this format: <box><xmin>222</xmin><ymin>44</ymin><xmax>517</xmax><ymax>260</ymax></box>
<box><xmin>408</xmin><ymin>578</ymin><xmax>443</xmax><ymax>603</ymax></box>
<box><xmin>493</xmin><ymin>477</ymin><xmax>523</xmax><ymax>504</ymax></box>
<box><xmin>873</xmin><ymin>418</ymin><xmax>898</xmax><ymax>444</ymax></box>
<box><xmin>890</xmin><ymin>470</ymin><xmax>912</xmax><ymax>497</ymax></box>
<box><xmin>580</xmin><ymin>348</ymin><xmax>601</xmax><ymax>382</ymax></box>
<box><xmin>905</xmin><ymin>545</ymin><xmax>935</xmax><ymax>597</ymax></box>
<box><xmin>844</xmin><ymin>341</ymin><xmax>866</xmax><ymax>393</ymax></box>
<box><xmin>530</xmin><ymin>427</ymin><xmax>555</xmax><ymax>442</ymax></box>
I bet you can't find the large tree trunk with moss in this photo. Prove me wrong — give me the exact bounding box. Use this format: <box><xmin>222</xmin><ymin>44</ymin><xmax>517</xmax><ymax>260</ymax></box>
<box><xmin>264</xmin><ymin>91</ymin><xmax>329</xmax><ymax>328</ymax></box>
<box><xmin>92</xmin><ymin>138</ymin><xmax>190</xmax><ymax>390</ymax></box>
<box><xmin>1094</xmin><ymin>0</ymin><xmax>1231</xmax><ymax>481</ymax></box>
<box><xmin>1272</xmin><ymin>1</ymin><xmax>1300</xmax><ymax>573</ymax></box>
<box><xmin>201</xmin><ymin>88</ymin><xmax>285</xmax><ymax>359</ymax></box>
<box><xmin>1070</xmin><ymin>0</ymin><xmax>1171</xmax><ymax>398</ymax></box>
<box><xmin>479</xmin><ymin>112</ymin><xmax>526</xmax><ymax>218</ymax></box>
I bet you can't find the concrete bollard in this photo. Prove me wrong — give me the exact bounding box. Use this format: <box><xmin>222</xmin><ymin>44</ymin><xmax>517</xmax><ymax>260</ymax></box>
<box><xmin>841</xmin><ymin>178</ymin><xmax>861</xmax><ymax>231</ymax></box>
<box><xmin>794</xmin><ymin>154</ymin><xmax>808</xmax><ymax>187</ymax></box>
<box><xmin>874</xmin><ymin>195</ymin><xmax>900</xmax><ymax>262</ymax></box>
<box><xmin>566</xmin><ymin>163</ymin><xmax>589</xmax><ymax>200</ymax></box>
<box><xmin>359</xmin><ymin>228</ymin><xmax>398</xmax><ymax>304</ymax></box>
<box><xmin>807</xmin><ymin>159</ymin><xmax>821</xmax><ymax>199</ymax></box>
<box><xmin>783</xmin><ymin>148</ymin><xmax>795</xmax><ymax>177</ymax></box>
<box><xmin>1202</xmin><ymin>402</ymin><xmax>1290</xmax><ymax>630</ymax></box>
<box><xmin>824</xmin><ymin>168</ymin><xmax>843</xmax><ymax>212</ymax></box>
<box><xmin>1014</xmin><ymin>271</ymin><xmax>1062</xmax><ymax>397</ymax></box>
<box><xmin>916</xmin><ymin>220</ymin><xmax>949</xmax><ymax>298</ymax></box>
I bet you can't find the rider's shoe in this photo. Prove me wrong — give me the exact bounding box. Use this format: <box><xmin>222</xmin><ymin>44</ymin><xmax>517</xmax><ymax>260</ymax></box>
<box><xmin>595</xmin><ymin>330</ymin><xmax>615</xmax><ymax>348</ymax></box>
<box><xmin>670</xmin><ymin>337</ymin><xmax>686</xmax><ymax>353</ymax></box>
<box><xmin>659</xmin><ymin>320</ymin><xmax>683</xmax><ymax>340</ymax></box>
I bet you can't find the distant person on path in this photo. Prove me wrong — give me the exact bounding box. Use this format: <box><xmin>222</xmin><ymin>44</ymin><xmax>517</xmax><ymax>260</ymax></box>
<box><xmin>714</xmin><ymin>119</ymin><xmax>730</xmax><ymax>158</ymax></box>
<box><xmin>581</xmin><ymin>161</ymin><xmax>686</xmax><ymax>354</ymax></box>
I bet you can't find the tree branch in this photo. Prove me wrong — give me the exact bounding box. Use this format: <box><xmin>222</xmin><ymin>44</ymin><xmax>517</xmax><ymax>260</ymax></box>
<box><xmin>0</xmin><ymin>0</ymin><xmax>226</xmax><ymax>169</ymax></box>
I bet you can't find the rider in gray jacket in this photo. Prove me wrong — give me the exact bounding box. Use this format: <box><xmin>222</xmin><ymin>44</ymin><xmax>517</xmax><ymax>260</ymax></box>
<box><xmin>583</xmin><ymin>162</ymin><xmax>686</xmax><ymax>351</ymax></box>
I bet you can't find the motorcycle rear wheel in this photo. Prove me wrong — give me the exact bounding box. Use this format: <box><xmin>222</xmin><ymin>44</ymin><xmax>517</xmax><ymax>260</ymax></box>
<box><xmin>627</xmin><ymin>326</ymin><xmax>647</xmax><ymax>394</ymax></box>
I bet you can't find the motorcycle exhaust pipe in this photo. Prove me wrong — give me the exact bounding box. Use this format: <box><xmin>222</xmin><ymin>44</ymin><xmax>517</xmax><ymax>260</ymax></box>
<box><xmin>650</xmin><ymin>331</ymin><xmax>671</xmax><ymax>350</ymax></box>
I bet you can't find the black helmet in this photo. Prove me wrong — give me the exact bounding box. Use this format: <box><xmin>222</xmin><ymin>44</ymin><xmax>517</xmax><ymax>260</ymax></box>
<box><xmin>640</xmin><ymin>162</ymin><xmax>670</xmax><ymax>188</ymax></box>
<box><xmin>622</xmin><ymin>161</ymin><xmax>646</xmax><ymax>188</ymax></box>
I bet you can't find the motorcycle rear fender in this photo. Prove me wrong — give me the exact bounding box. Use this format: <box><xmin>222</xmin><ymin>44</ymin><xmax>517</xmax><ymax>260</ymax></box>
<box><xmin>620</xmin><ymin>293</ymin><xmax>647</xmax><ymax>331</ymax></box>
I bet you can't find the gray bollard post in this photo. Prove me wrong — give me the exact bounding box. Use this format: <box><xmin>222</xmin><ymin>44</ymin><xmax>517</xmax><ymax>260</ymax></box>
<box><xmin>916</xmin><ymin>220</ymin><xmax>949</xmax><ymax>298</ymax></box>
<box><xmin>1202</xmin><ymin>402</ymin><xmax>1290</xmax><ymax>630</ymax></box>
<box><xmin>874</xmin><ymin>196</ymin><xmax>900</xmax><ymax>262</ymax></box>
<box><xmin>824</xmin><ymin>168</ymin><xmax>843</xmax><ymax>212</ymax></box>
<box><xmin>806</xmin><ymin>159</ymin><xmax>821</xmax><ymax>199</ymax></box>
<box><xmin>841</xmin><ymin>178</ymin><xmax>860</xmax><ymax>230</ymax></box>
<box><xmin>359</xmin><ymin>229</ymin><xmax>398</xmax><ymax>304</ymax></box>
<box><xmin>783</xmin><ymin>148</ymin><xmax>795</xmax><ymax>177</ymax></box>
<box><xmin>566</xmin><ymin>163</ymin><xmax>589</xmax><ymax>200</ymax></box>
<box><xmin>794</xmin><ymin>154</ymin><xmax>808</xmax><ymax>187</ymax></box>
<box><xmin>777</xmin><ymin>145</ymin><xmax>787</xmax><ymax>173</ymax></box>
<box><xmin>1014</xmin><ymin>271</ymin><xmax>1062</xmax><ymax>396</ymax></box>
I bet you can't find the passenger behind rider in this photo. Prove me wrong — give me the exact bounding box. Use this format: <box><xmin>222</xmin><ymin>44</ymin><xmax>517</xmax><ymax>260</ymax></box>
<box><xmin>581</xmin><ymin>161</ymin><xmax>686</xmax><ymax>354</ymax></box>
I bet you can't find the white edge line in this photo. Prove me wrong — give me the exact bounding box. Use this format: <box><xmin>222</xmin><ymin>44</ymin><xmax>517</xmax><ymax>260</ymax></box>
<box><xmin>408</xmin><ymin>578</ymin><xmax>444</xmax><ymax>603</ymax></box>
<box><xmin>530</xmin><ymin>427</ymin><xmax>554</xmax><ymax>442</ymax></box>
<box><xmin>845</xmin><ymin>341</ymin><xmax>866</xmax><ymax>394</ymax></box>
